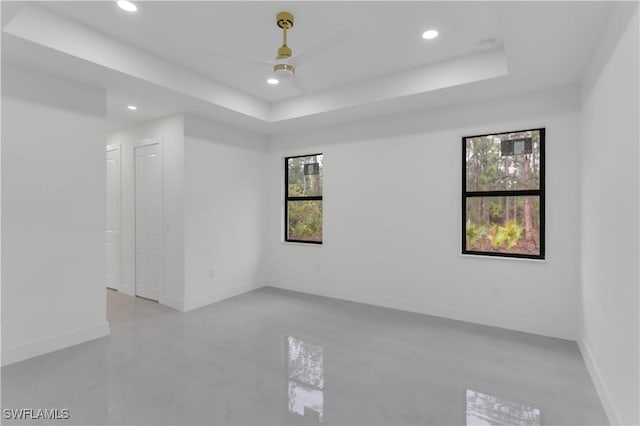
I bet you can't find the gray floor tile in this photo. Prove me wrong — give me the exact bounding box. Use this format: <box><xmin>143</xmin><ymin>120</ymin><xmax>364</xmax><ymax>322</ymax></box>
<box><xmin>1</xmin><ymin>287</ymin><xmax>608</xmax><ymax>425</ymax></box>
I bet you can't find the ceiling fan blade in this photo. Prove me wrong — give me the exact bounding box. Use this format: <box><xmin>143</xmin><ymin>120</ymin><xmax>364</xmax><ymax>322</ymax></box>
<box><xmin>195</xmin><ymin>49</ymin><xmax>272</xmax><ymax>67</ymax></box>
<box><xmin>290</xmin><ymin>27</ymin><xmax>354</xmax><ymax>67</ymax></box>
<box><xmin>290</xmin><ymin>75</ymin><xmax>310</xmax><ymax>95</ymax></box>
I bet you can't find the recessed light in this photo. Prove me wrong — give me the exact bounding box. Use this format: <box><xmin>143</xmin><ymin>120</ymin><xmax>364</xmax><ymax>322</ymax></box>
<box><xmin>127</xmin><ymin>105</ymin><xmax>137</xmax><ymax>110</ymax></box>
<box><xmin>117</xmin><ymin>1</ymin><xmax>137</xmax><ymax>12</ymax></box>
<box><xmin>422</xmin><ymin>30</ymin><xmax>439</xmax><ymax>40</ymax></box>
<box><xmin>267</xmin><ymin>78</ymin><xmax>279</xmax><ymax>85</ymax></box>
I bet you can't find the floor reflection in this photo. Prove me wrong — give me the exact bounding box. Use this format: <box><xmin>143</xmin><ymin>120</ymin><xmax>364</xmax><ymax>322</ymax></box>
<box><xmin>466</xmin><ymin>389</ymin><xmax>541</xmax><ymax>426</ymax></box>
<box><xmin>287</xmin><ymin>336</ymin><xmax>324</xmax><ymax>422</ymax></box>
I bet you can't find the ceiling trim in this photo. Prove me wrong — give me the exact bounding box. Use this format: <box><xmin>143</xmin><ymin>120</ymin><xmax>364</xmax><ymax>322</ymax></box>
<box><xmin>3</xmin><ymin>5</ymin><xmax>270</xmax><ymax>121</ymax></box>
<box><xmin>3</xmin><ymin>5</ymin><xmax>509</xmax><ymax>125</ymax></box>
<box><xmin>270</xmin><ymin>47</ymin><xmax>508</xmax><ymax>122</ymax></box>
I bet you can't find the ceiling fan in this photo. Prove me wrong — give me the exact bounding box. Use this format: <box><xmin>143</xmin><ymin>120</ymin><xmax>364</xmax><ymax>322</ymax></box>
<box><xmin>199</xmin><ymin>11</ymin><xmax>354</xmax><ymax>94</ymax></box>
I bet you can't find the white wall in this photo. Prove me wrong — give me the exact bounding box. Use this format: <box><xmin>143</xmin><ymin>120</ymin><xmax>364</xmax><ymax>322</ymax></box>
<box><xmin>1</xmin><ymin>65</ymin><xmax>109</xmax><ymax>365</ymax></box>
<box><xmin>579</xmin><ymin>3</ymin><xmax>639</xmax><ymax>425</ymax></box>
<box><xmin>266</xmin><ymin>86</ymin><xmax>582</xmax><ymax>340</ymax></box>
<box><xmin>182</xmin><ymin>116</ymin><xmax>268</xmax><ymax>311</ymax></box>
<box><xmin>106</xmin><ymin>115</ymin><xmax>185</xmax><ymax>308</ymax></box>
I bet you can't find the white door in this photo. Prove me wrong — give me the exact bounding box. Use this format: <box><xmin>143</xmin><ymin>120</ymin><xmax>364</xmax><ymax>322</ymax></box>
<box><xmin>135</xmin><ymin>143</ymin><xmax>162</xmax><ymax>301</ymax></box>
<box><xmin>106</xmin><ymin>146</ymin><xmax>121</xmax><ymax>290</ymax></box>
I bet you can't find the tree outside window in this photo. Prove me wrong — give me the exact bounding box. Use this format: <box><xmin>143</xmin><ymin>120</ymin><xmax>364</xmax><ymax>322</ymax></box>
<box><xmin>462</xmin><ymin>129</ymin><xmax>545</xmax><ymax>259</ymax></box>
<box><xmin>285</xmin><ymin>154</ymin><xmax>323</xmax><ymax>244</ymax></box>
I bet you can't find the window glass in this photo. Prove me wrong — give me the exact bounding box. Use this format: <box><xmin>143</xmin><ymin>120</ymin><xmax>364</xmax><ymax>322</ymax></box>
<box><xmin>287</xmin><ymin>155</ymin><xmax>323</xmax><ymax>197</ymax></box>
<box><xmin>465</xmin><ymin>196</ymin><xmax>541</xmax><ymax>256</ymax></box>
<box><xmin>462</xmin><ymin>129</ymin><xmax>544</xmax><ymax>259</ymax></box>
<box><xmin>287</xmin><ymin>201</ymin><xmax>323</xmax><ymax>243</ymax></box>
<box><xmin>286</xmin><ymin>154</ymin><xmax>323</xmax><ymax>244</ymax></box>
<box><xmin>465</xmin><ymin>130</ymin><xmax>541</xmax><ymax>192</ymax></box>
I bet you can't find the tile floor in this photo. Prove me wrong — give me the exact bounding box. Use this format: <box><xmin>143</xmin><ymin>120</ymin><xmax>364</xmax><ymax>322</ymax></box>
<box><xmin>1</xmin><ymin>287</ymin><xmax>608</xmax><ymax>425</ymax></box>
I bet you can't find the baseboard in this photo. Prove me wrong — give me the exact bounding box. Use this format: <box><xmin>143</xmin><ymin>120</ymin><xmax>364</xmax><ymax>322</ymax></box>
<box><xmin>1</xmin><ymin>321</ymin><xmax>110</xmax><ymax>367</ymax></box>
<box><xmin>115</xmin><ymin>284</ymin><xmax>134</xmax><ymax>297</ymax></box>
<box><xmin>159</xmin><ymin>295</ymin><xmax>186</xmax><ymax>312</ymax></box>
<box><xmin>183</xmin><ymin>283</ymin><xmax>260</xmax><ymax>312</ymax></box>
<box><xmin>577</xmin><ymin>338</ymin><xmax>621</xmax><ymax>425</ymax></box>
<box><xmin>266</xmin><ymin>282</ymin><xmax>575</xmax><ymax>340</ymax></box>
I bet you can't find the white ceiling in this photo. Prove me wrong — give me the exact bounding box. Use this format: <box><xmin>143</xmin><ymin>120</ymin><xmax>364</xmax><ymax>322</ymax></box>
<box><xmin>1</xmin><ymin>1</ymin><xmax>615</xmax><ymax>134</ymax></box>
<box><xmin>37</xmin><ymin>1</ymin><xmax>506</xmax><ymax>102</ymax></box>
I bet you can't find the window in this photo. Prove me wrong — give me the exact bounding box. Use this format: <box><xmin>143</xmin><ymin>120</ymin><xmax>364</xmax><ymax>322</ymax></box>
<box><xmin>285</xmin><ymin>154</ymin><xmax>323</xmax><ymax>244</ymax></box>
<box><xmin>462</xmin><ymin>128</ymin><xmax>545</xmax><ymax>259</ymax></box>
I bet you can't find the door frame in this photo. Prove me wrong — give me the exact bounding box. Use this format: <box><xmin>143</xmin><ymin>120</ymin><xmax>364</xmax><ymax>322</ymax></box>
<box><xmin>133</xmin><ymin>138</ymin><xmax>164</xmax><ymax>301</ymax></box>
<box><xmin>106</xmin><ymin>144</ymin><xmax>121</xmax><ymax>291</ymax></box>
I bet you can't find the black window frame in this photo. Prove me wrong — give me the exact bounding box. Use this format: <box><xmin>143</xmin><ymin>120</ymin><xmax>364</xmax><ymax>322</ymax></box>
<box><xmin>285</xmin><ymin>153</ymin><xmax>323</xmax><ymax>244</ymax></box>
<box><xmin>462</xmin><ymin>128</ymin><xmax>545</xmax><ymax>260</ymax></box>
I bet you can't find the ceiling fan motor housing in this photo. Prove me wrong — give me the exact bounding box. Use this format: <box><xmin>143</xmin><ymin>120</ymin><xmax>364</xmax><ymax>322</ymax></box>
<box><xmin>277</xmin><ymin>45</ymin><xmax>292</xmax><ymax>59</ymax></box>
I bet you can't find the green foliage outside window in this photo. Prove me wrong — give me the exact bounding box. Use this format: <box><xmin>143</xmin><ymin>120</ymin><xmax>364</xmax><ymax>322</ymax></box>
<box><xmin>286</xmin><ymin>155</ymin><xmax>323</xmax><ymax>243</ymax></box>
<box><xmin>463</xmin><ymin>129</ymin><xmax>544</xmax><ymax>258</ymax></box>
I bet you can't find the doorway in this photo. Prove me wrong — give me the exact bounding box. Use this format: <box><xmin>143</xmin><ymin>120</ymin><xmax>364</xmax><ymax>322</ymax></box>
<box><xmin>134</xmin><ymin>142</ymin><xmax>163</xmax><ymax>301</ymax></box>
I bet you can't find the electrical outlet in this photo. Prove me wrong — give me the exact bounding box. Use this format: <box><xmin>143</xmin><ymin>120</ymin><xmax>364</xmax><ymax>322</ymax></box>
<box><xmin>208</xmin><ymin>269</ymin><xmax>215</xmax><ymax>279</ymax></box>
<box><xmin>493</xmin><ymin>286</ymin><xmax>502</xmax><ymax>297</ymax></box>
